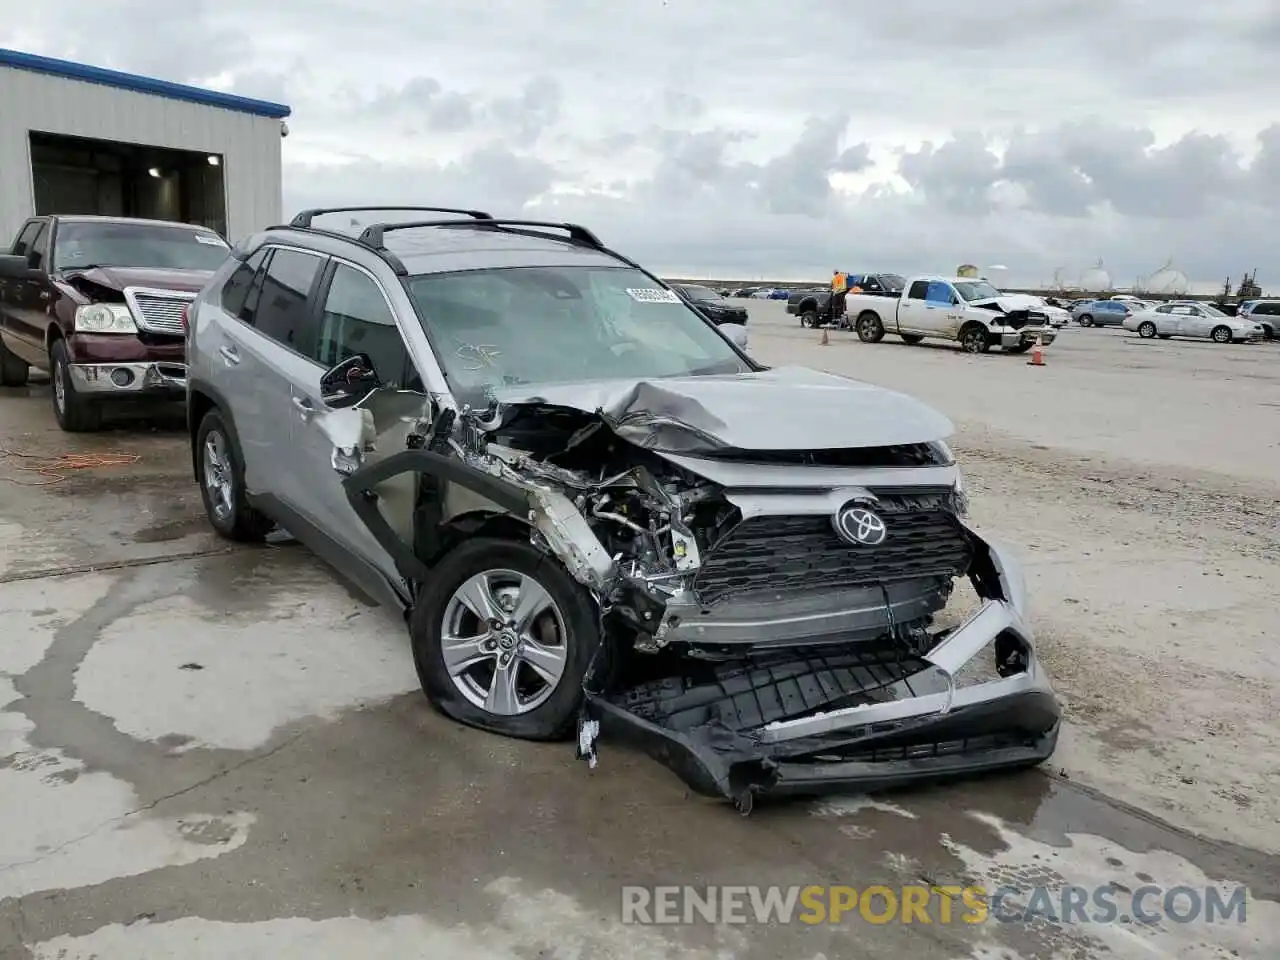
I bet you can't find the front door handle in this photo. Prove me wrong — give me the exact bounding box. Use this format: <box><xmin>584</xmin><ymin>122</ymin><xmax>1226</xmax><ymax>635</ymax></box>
<box><xmin>292</xmin><ymin>396</ymin><xmax>316</xmax><ymax>420</ymax></box>
<box><xmin>218</xmin><ymin>345</ymin><xmax>240</xmax><ymax>365</ymax></box>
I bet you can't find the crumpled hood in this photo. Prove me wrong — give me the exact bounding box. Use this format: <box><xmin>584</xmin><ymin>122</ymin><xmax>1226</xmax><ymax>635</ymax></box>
<box><xmin>968</xmin><ymin>293</ymin><xmax>1054</xmax><ymax>314</ymax></box>
<box><xmin>60</xmin><ymin>265</ymin><xmax>215</xmax><ymax>293</ymax></box>
<box><xmin>490</xmin><ymin>365</ymin><xmax>955</xmax><ymax>454</ymax></box>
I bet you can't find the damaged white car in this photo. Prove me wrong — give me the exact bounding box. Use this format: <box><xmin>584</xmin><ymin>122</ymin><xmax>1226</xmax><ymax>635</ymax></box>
<box><xmin>186</xmin><ymin>207</ymin><xmax>1061</xmax><ymax>812</ymax></box>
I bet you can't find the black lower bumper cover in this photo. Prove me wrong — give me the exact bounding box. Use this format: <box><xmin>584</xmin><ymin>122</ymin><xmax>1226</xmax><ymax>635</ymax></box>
<box><xmin>583</xmin><ymin>686</ymin><xmax>1061</xmax><ymax>813</ymax></box>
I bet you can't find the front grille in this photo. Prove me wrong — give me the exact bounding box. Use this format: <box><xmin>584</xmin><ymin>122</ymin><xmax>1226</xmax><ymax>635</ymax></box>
<box><xmin>128</xmin><ymin>291</ymin><xmax>194</xmax><ymax>334</ymax></box>
<box><xmin>693</xmin><ymin>493</ymin><xmax>972</xmax><ymax>606</ymax></box>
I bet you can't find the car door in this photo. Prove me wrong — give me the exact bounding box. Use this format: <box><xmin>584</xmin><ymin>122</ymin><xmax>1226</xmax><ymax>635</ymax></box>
<box><xmin>1166</xmin><ymin>305</ymin><xmax>1196</xmax><ymax>337</ymax></box>
<box><xmin>894</xmin><ymin>280</ymin><xmax>931</xmax><ymax>333</ymax></box>
<box><xmin>922</xmin><ymin>280</ymin><xmax>962</xmax><ymax>337</ymax></box>
<box><xmin>1181</xmin><ymin>306</ymin><xmax>1214</xmax><ymax>338</ymax></box>
<box><xmin>0</xmin><ymin>221</ymin><xmax>42</xmax><ymax>359</ymax></box>
<box><xmin>2</xmin><ymin>221</ymin><xmax>54</xmax><ymax>366</ymax></box>
<box><xmin>228</xmin><ymin>246</ymin><xmax>328</xmax><ymax>501</ymax></box>
<box><xmin>1150</xmin><ymin>304</ymin><xmax>1174</xmax><ymax>334</ymax></box>
<box><xmin>289</xmin><ymin>258</ymin><xmax>425</xmax><ymax>586</ymax></box>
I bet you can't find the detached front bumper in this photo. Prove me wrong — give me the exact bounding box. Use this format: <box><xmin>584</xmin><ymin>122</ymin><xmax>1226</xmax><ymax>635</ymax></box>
<box><xmin>581</xmin><ymin>535</ymin><xmax>1061</xmax><ymax>811</ymax></box>
<box><xmin>998</xmin><ymin>327</ymin><xmax>1056</xmax><ymax>348</ymax></box>
<box><xmin>68</xmin><ymin>361</ymin><xmax>187</xmax><ymax>398</ymax></box>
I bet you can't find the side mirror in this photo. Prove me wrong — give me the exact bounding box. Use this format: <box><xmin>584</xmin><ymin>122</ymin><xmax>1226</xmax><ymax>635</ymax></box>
<box><xmin>724</xmin><ymin>323</ymin><xmax>748</xmax><ymax>350</ymax></box>
<box><xmin>320</xmin><ymin>353</ymin><xmax>381</xmax><ymax>409</ymax></box>
<box><xmin>0</xmin><ymin>254</ymin><xmax>27</xmax><ymax>280</ymax></box>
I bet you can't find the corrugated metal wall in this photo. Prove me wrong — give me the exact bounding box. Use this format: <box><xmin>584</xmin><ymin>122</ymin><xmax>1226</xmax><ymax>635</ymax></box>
<box><xmin>0</xmin><ymin>66</ymin><xmax>282</xmax><ymax>246</ymax></box>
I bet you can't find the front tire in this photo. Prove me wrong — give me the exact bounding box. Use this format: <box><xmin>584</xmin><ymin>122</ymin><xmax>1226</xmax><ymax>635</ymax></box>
<box><xmin>0</xmin><ymin>337</ymin><xmax>29</xmax><ymax>387</ymax></box>
<box><xmin>195</xmin><ymin>409</ymin><xmax>273</xmax><ymax>542</ymax></box>
<box><xmin>1137</xmin><ymin>321</ymin><xmax>1157</xmax><ymax>339</ymax></box>
<box><xmin>1078</xmin><ymin>314</ymin><xmax>1094</xmax><ymax>327</ymax></box>
<box><xmin>959</xmin><ymin>324</ymin><xmax>991</xmax><ymax>354</ymax></box>
<box><xmin>1210</xmin><ymin>325</ymin><xmax>1232</xmax><ymax>344</ymax></box>
<box><xmin>50</xmin><ymin>339</ymin><xmax>102</xmax><ymax>432</ymax></box>
<box><xmin>410</xmin><ymin>538</ymin><xmax>599</xmax><ymax>740</ymax></box>
<box><xmin>856</xmin><ymin>312</ymin><xmax>885</xmax><ymax>343</ymax></box>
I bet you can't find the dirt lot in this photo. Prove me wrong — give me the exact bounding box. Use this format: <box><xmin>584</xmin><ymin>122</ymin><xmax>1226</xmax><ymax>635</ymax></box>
<box><xmin>0</xmin><ymin>306</ymin><xmax>1276</xmax><ymax>959</ymax></box>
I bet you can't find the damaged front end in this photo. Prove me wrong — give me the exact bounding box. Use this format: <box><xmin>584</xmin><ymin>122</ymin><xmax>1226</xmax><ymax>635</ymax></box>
<box><xmin>332</xmin><ymin>370</ymin><xmax>1060</xmax><ymax>812</ymax></box>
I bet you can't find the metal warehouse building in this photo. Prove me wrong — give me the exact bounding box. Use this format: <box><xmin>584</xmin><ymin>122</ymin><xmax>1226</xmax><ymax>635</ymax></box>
<box><xmin>0</xmin><ymin>48</ymin><xmax>290</xmax><ymax>246</ymax></box>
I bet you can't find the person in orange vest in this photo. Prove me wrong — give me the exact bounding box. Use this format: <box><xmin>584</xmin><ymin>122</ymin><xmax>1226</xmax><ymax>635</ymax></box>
<box><xmin>831</xmin><ymin>270</ymin><xmax>848</xmax><ymax>321</ymax></box>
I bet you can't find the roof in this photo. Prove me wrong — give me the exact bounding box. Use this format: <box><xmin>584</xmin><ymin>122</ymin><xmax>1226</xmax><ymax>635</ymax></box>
<box><xmin>0</xmin><ymin>47</ymin><xmax>291</xmax><ymax>119</ymax></box>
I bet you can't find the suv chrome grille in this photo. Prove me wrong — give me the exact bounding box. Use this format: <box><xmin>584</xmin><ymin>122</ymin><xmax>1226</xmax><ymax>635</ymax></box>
<box><xmin>693</xmin><ymin>492</ymin><xmax>972</xmax><ymax>607</ymax></box>
<box><xmin>124</xmin><ymin>289</ymin><xmax>195</xmax><ymax>334</ymax></box>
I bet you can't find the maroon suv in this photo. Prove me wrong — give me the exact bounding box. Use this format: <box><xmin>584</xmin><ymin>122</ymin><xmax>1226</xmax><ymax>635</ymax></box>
<box><xmin>0</xmin><ymin>215</ymin><xmax>230</xmax><ymax>431</ymax></box>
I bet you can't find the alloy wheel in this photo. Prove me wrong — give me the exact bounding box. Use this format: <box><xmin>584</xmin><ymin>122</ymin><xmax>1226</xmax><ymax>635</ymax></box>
<box><xmin>202</xmin><ymin>430</ymin><xmax>235</xmax><ymax>522</ymax></box>
<box><xmin>440</xmin><ymin>569</ymin><xmax>568</xmax><ymax>716</ymax></box>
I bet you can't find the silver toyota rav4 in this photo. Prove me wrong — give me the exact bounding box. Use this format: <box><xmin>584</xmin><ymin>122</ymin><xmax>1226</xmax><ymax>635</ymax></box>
<box><xmin>186</xmin><ymin>206</ymin><xmax>1060</xmax><ymax>811</ymax></box>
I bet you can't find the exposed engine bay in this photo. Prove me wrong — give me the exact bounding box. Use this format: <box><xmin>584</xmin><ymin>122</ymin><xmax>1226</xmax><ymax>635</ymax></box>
<box><xmin>327</xmin><ymin>368</ymin><xmax>1061</xmax><ymax>813</ymax></box>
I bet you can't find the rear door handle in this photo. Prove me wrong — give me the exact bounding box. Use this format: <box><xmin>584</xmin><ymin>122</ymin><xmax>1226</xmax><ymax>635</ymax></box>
<box><xmin>218</xmin><ymin>345</ymin><xmax>240</xmax><ymax>365</ymax></box>
<box><xmin>292</xmin><ymin>396</ymin><xmax>316</xmax><ymax>420</ymax></box>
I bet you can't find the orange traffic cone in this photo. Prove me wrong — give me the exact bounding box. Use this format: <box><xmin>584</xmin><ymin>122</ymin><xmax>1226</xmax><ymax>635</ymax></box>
<box><xmin>820</xmin><ymin>325</ymin><xmax>830</xmax><ymax>346</ymax></box>
<box><xmin>1027</xmin><ymin>336</ymin><xmax>1044</xmax><ymax>366</ymax></box>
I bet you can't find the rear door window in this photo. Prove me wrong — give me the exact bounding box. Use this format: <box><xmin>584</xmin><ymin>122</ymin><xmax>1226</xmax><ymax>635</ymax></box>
<box><xmin>220</xmin><ymin>247</ymin><xmax>271</xmax><ymax>318</ymax></box>
<box><xmin>252</xmin><ymin>248</ymin><xmax>325</xmax><ymax>352</ymax></box>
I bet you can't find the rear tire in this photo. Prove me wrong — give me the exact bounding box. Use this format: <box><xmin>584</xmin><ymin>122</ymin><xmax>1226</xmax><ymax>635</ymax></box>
<box><xmin>410</xmin><ymin>537</ymin><xmax>599</xmax><ymax>741</ymax></box>
<box><xmin>0</xmin><ymin>337</ymin><xmax>29</xmax><ymax>387</ymax></box>
<box><xmin>800</xmin><ymin>309</ymin><xmax>818</xmax><ymax>328</ymax></box>
<box><xmin>1210</xmin><ymin>325</ymin><xmax>1232</xmax><ymax>344</ymax></box>
<box><xmin>855</xmin><ymin>312</ymin><xmax>885</xmax><ymax>343</ymax></box>
<box><xmin>195</xmin><ymin>409</ymin><xmax>273</xmax><ymax>542</ymax></box>
<box><xmin>50</xmin><ymin>339</ymin><xmax>102</xmax><ymax>432</ymax></box>
<box><xmin>900</xmin><ymin>333</ymin><xmax>924</xmax><ymax>345</ymax></box>
<box><xmin>1137</xmin><ymin>321</ymin><xmax>1157</xmax><ymax>339</ymax></box>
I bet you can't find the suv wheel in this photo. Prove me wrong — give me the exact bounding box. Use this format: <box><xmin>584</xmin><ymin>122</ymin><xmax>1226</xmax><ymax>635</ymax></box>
<box><xmin>410</xmin><ymin>537</ymin><xmax>599</xmax><ymax>740</ymax></box>
<box><xmin>195</xmin><ymin>409</ymin><xmax>273</xmax><ymax>542</ymax></box>
<box><xmin>50</xmin><ymin>339</ymin><xmax>102</xmax><ymax>432</ymax></box>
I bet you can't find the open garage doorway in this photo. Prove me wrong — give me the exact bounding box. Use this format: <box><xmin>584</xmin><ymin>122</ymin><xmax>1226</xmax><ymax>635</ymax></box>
<box><xmin>28</xmin><ymin>131</ymin><xmax>228</xmax><ymax>238</ymax></box>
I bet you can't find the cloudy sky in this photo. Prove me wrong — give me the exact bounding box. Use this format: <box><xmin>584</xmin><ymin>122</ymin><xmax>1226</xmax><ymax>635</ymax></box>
<box><xmin>5</xmin><ymin>0</ymin><xmax>1278</xmax><ymax>288</ymax></box>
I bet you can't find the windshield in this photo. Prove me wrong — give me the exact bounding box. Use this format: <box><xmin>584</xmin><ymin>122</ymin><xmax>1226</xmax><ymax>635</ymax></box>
<box><xmin>954</xmin><ymin>280</ymin><xmax>1002</xmax><ymax>301</ymax></box>
<box><xmin>404</xmin><ymin>265</ymin><xmax>751</xmax><ymax>396</ymax></box>
<box><xmin>54</xmin><ymin>221</ymin><xmax>229</xmax><ymax>271</ymax></box>
<box><xmin>679</xmin><ymin>284</ymin><xmax>723</xmax><ymax>302</ymax></box>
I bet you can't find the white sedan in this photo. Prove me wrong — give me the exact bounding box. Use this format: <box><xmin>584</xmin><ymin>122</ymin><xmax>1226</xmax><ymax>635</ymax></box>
<box><xmin>1122</xmin><ymin>303</ymin><xmax>1265</xmax><ymax>343</ymax></box>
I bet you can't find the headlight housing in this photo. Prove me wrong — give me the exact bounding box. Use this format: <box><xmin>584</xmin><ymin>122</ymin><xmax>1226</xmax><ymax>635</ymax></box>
<box><xmin>74</xmin><ymin>303</ymin><xmax>137</xmax><ymax>334</ymax></box>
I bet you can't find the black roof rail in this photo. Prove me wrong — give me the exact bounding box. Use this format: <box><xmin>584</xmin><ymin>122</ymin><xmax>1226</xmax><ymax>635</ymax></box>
<box><xmin>289</xmin><ymin>206</ymin><xmax>493</xmax><ymax>229</ymax></box>
<box><xmin>359</xmin><ymin>218</ymin><xmax>604</xmax><ymax>251</ymax></box>
<box><xmin>259</xmin><ymin>222</ymin><xmax>409</xmax><ymax>275</ymax></box>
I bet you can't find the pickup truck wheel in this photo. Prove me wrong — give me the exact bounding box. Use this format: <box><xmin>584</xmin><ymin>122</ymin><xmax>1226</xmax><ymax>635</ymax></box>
<box><xmin>49</xmin><ymin>339</ymin><xmax>102</xmax><ymax>432</ymax></box>
<box><xmin>959</xmin><ymin>324</ymin><xmax>991</xmax><ymax>354</ymax></box>
<box><xmin>900</xmin><ymin>333</ymin><xmax>924</xmax><ymax>345</ymax></box>
<box><xmin>0</xmin><ymin>338</ymin><xmax>29</xmax><ymax>387</ymax></box>
<box><xmin>800</xmin><ymin>309</ymin><xmax>818</xmax><ymax>328</ymax></box>
<box><xmin>195</xmin><ymin>409</ymin><xmax>273</xmax><ymax>542</ymax></box>
<box><xmin>855</xmin><ymin>312</ymin><xmax>885</xmax><ymax>343</ymax></box>
<box><xmin>410</xmin><ymin>537</ymin><xmax>599</xmax><ymax>741</ymax></box>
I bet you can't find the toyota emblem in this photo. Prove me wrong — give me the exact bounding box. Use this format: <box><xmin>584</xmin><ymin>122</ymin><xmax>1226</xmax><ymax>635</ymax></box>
<box><xmin>833</xmin><ymin>504</ymin><xmax>888</xmax><ymax>546</ymax></box>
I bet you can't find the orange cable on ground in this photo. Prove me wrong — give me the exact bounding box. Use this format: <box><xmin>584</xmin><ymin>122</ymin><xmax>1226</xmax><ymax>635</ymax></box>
<box><xmin>0</xmin><ymin>447</ymin><xmax>141</xmax><ymax>486</ymax></box>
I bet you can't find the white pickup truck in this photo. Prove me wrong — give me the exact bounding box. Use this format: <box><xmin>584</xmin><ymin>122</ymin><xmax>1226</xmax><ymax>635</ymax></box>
<box><xmin>843</xmin><ymin>276</ymin><xmax>1060</xmax><ymax>354</ymax></box>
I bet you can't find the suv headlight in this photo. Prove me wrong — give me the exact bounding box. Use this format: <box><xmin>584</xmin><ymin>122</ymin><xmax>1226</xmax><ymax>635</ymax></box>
<box><xmin>74</xmin><ymin>303</ymin><xmax>137</xmax><ymax>334</ymax></box>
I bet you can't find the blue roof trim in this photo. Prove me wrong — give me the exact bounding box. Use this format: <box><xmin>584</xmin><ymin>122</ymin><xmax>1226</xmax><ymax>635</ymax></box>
<box><xmin>0</xmin><ymin>47</ymin><xmax>291</xmax><ymax>119</ymax></box>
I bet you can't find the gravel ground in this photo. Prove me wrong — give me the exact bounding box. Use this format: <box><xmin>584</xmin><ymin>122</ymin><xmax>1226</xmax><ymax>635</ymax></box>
<box><xmin>742</xmin><ymin>299</ymin><xmax>1280</xmax><ymax>854</ymax></box>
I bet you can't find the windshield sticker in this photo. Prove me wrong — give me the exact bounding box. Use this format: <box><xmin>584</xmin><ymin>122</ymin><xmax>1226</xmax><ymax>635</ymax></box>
<box><xmin>194</xmin><ymin>234</ymin><xmax>227</xmax><ymax>246</ymax></box>
<box><xmin>626</xmin><ymin>287</ymin><xmax>682</xmax><ymax>304</ymax></box>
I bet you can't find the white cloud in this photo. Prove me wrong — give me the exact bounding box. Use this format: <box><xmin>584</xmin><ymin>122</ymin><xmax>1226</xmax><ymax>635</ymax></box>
<box><xmin>4</xmin><ymin>0</ymin><xmax>1276</xmax><ymax>287</ymax></box>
